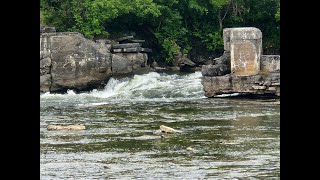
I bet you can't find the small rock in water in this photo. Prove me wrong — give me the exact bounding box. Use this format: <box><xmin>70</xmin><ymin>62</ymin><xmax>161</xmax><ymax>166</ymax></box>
<box><xmin>159</xmin><ymin>125</ymin><xmax>182</xmax><ymax>133</ymax></box>
<box><xmin>47</xmin><ymin>124</ymin><xmax>86</xmax><ymax>130</ymax></box>
<box><xmin>186</xmin><ymin>147</ymin><xmax>194</xmax><ymax>151</ymax></box>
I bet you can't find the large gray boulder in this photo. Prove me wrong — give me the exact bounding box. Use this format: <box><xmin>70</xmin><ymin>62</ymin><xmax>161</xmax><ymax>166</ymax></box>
<box><xmin>111</xmin><ymin>52</ymin><xmax>148</xmax><ymax>75</ymax></box>
<box><xmin>40</xmin><ymin>32</ymin><xmax>113</xmax><ymax>92</ymax></box>
<box><xmin>111</xmin><ymin>53</ymin><xmax>133</xmax><ymax>75</ymax></box>
<box><xmin>40</xmin><ymin>32</ymin><xmax>150</xmax><ymax>93</ymax></box>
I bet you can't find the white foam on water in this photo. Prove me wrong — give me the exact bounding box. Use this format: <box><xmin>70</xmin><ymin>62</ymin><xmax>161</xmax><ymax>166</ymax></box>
<box><xmin>215</xmin><ymin>93</ymin><xmax>241</xmax><ymax>97</ymax></box>
<box><xmin>41</xmin><ymin>71</ymin><xmax>206</xmax><ymax>105</ymax></box>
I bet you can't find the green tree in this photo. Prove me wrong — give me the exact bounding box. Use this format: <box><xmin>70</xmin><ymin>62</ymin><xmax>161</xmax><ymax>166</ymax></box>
<box><xmin>40</xmin><ymin>0</ymin><xmax>280</xmax><ymax>64</ymax></box>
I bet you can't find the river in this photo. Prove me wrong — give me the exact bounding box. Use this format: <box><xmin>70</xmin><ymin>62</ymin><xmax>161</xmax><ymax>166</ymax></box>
<box><xmin>40</xmin><ymin>71</ymin><xmax>280</xmax><ymax>179</ymax></box>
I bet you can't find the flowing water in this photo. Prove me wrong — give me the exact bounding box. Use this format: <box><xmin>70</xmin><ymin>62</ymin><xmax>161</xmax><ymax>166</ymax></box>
<box><xmin>40</xmin><ymin>71</ymin><xmax>280</xmax><ymax>179</ymax></box>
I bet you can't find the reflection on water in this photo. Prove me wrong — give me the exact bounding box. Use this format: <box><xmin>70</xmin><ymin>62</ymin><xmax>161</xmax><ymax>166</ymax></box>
<box><xmin>40</xmin><ymin>72</ymin><xmax>280</xmax><ymax>179</ymax></box>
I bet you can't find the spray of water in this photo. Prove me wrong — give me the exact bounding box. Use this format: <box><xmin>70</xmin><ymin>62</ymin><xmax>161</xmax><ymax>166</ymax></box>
<box><xmin>40</xmin><ymin>71</ymin><xmax>205</xmax><ymax>103</ymax></box>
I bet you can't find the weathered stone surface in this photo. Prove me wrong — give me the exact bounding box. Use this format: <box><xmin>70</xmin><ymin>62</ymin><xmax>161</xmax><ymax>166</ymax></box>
<box><xmin>201</xmin><ymin>76</ymin><xmax>213</xmax><ymax>97</ymax></box>
<box><xmin>40</xmin><ymin>57</ymin><xmax>51</xmax><ymax>68</ymax></box>
<box><xmin>113</xmin><ymin>49</ymin><xmax>123</xmax><ymax>53</ymax></box>
<box><xmin>252</xmin><ymin>85</ymin><xmax>266</xmax><ymax>90</ymax></box>
<box><xmin>261</xmin><ymin>55</ymin><xmax>280</xmax><ymax>73</ymax></box>
<box><xmin>95</xmin><ymin>39</ymin><xmax>107</xmax><ymax>44</ymax></box>
<box><xmin>173</xmin><ymin>49</ymin><xmax>196</xmax><ymax>70</ymax></box>
<box><xmin>202</xmin><ymin>73</ymin><xmax>280</xmax><ymax>97</ymax></box>
<box><xmin>40</xmin><ymin>51</ymin><xmax>50</xmax><ymax>60</ymax></box>
<box><xmin>182</xmin><ymin>57</ymin><xmax>196</xmax><ymax>66</ymax></box>
<box><xmin>111</xmin><ymin>54</ymin><xmax>133</xmax><ymax>75</ymax></box>
<box><xmin>201</xmin><ymin>75</ymin><xmax>231</xmax><ymax>97</ymax></box>
<box><xmin>112</xmin><ymin>43</ymin><xmax>141</xmax><ymax>49</ymax></box>
<box><xmin>129</xmin><ymin>39</ymin><xmax>145</xmax><ymax>43</ymax></box>
<box><xmin>40</xmin><ymin>57</ymin><xmax>51</xmax><ymax>75</ymax></box>
<box><xmin>229</xmin><ymin>27</ymin><xmax>262</xmax><ymax>76</ymax></box>
<box><xmin>231</xmin><ymin>41</ymin><xmax>260</xmax><ymax>75</ymax></box>
<box><xmin>201</xmin><ymin>64</ymin><xmax>230</xmax><ymax>76</ymax></box>
<box><xmin>40</xmin><ymin>34</ymin><xmax>53</xmax><ymax>92</ymax></box>
<box><xmin>96</xmin><ymin>39</ymin><xmax>111</xmax><ymax>53</ymax></box>
<box><xmin>40</xmin><ymin>35</ymin><xmax>51</xmax><ymax>59</ymax></box>
<box><xmin>151</xmin><ymin>61</ymin><xmax>160</xmax><ymax>68</ymax></box>
<box><xmin>223</xmin><ymin>28</ymin><xmax>231</xmax><ymax>51</ymax></box>
<box><xmin>40</xmin><ymin>27</ymin><xmax>56</xmax><ymax>33</ymax></box>
<box><xmin>40</xmin><ymin>32</ymin><xmax>113</xmax><ymax>92</ymax></box>
<box><xmin>111</xmin><ymin>52</ymin><xmax>149</xmax><ymax>75</ymax></box>
<box><xmin>40</xmin><ymin>74</ymin><xmax>51</xmax><ymax>93</ymax></box>
<box><xmin>214</xmin><ymin>51</ymin><xmax>230</xmax><ymax>66</ymax></box>
<box><xmin>267</xmin><ymin>86</ymin><xmax>276</xmax><ymax>91</ymax></box>
<box><xmin>201</xmin><ymin>51</ymin><xmax>231</xmax><ymax>77</ymax></box>
<box><xmin>123</xmin><ymin>47</ymin><xmax>142</xmax><ymax>53</ymax></box>
<box><xmin>166</xmin><ymin>66</ymin><xmax>181</xmax><ymax>72</ymax></box>
<box><xmin>117</xmin><ymin>36</ymin><xmax>134</xmax><ymax>42</ymax></box>
<box><xmin>230</xmin><ymin>27</ymin><xmax>262</xmax><ymax>40</ymax></box>
<box><xmin>189</xmin><ymin>54</ymin><xmax>215</xmax><ymax>65</ymax></box>
<box><xmin>40</xmin><ymin>31</ymin><xmax>151</xmax><ymax>93</ymax></box>
<box><xmin>122</xmin><ymin>53</ymin><xmax>148</xmax><ymax>71</ymax></box>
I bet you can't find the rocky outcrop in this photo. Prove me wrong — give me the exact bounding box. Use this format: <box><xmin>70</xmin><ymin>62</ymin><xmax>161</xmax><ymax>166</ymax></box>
<box><xmin>111</xmin><ymin>53</ymin><xmax>149</xmax><ymax>75</ymax></box>
<box><xmin>40</xmin><ymin>32</ymin><xmax>112</xmax><ymax>92</ymax></box>
<box><xmin>40</xmin><ymin>32</ymin><xmax>151</xmax><ymax>93</ymax></box>
<box><xmin>201</xmin><ymin>51</ymin><xmax>230</xmax><ymax>76</ymax></box>
<box><xmin>111</xmin><ymin>36</ymin><xmax>151</xmax><ymax>75</ymax></box>
<box><xmin>202</xmin><ymin>73</ymin><xmax>280</xmax><ymax>97</ymax></box>
<box><xmin>111</xmin><ymin>36</ymin><xmax>152</xmax><ymax>53</ymax></box>
<box><xmin>201</xmin><ymin>27</ymin><xmax>280</xmax><ymax>97</ymax></box>
<box><xmin>260</xmin><ymin>55</ymin><xmax>280</xmax><ymax>73</ymax></box>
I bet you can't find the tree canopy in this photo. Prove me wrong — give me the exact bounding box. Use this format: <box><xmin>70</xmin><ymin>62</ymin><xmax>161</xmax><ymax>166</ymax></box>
<box><xmin>41</xmin><ymin>0</ymin><xmax>280</xmax><ymax>64</ymax></box>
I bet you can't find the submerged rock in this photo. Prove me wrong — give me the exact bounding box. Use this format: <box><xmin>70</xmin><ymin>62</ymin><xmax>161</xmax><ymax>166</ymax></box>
<box><xmin>160</xmin><ymin>125</ymin><xmax>182</xmax><ymax>133</ymax></box>
<box><xmin>186</xmin><ymin>147</ymin><xmax>194</xmax><ymax>151</ymax></box>
<box><xmin>47</xmin><ymin>124</ymin><xmax>86</xmax><ymax>130</ymax></box>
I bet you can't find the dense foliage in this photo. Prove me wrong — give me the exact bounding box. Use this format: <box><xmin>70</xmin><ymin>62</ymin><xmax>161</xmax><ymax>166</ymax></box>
<box><xmin>41</xmin><ymin>0</ymin><xmax>280</xmax><ymax>64</ymax></box>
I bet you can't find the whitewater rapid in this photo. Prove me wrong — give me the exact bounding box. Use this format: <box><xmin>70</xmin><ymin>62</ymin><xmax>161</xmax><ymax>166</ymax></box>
<box><xmin>40</xmin><ymin>71</ymin><xmax>206</xmax><ymax>105</ymax></box>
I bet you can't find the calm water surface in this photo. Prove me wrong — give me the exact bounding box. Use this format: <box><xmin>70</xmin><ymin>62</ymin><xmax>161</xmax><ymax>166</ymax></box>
<box><xmin>40</xmin><ymin>72</ymin><xmax>280</xmax><ymax>179</ymax></box>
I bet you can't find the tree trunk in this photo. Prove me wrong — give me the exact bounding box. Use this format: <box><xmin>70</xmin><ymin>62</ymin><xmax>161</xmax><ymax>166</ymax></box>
<box><xmin>218</xmin><ymin>10</ymin><xmax>223</xmax><ymax>32</ymax></box>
